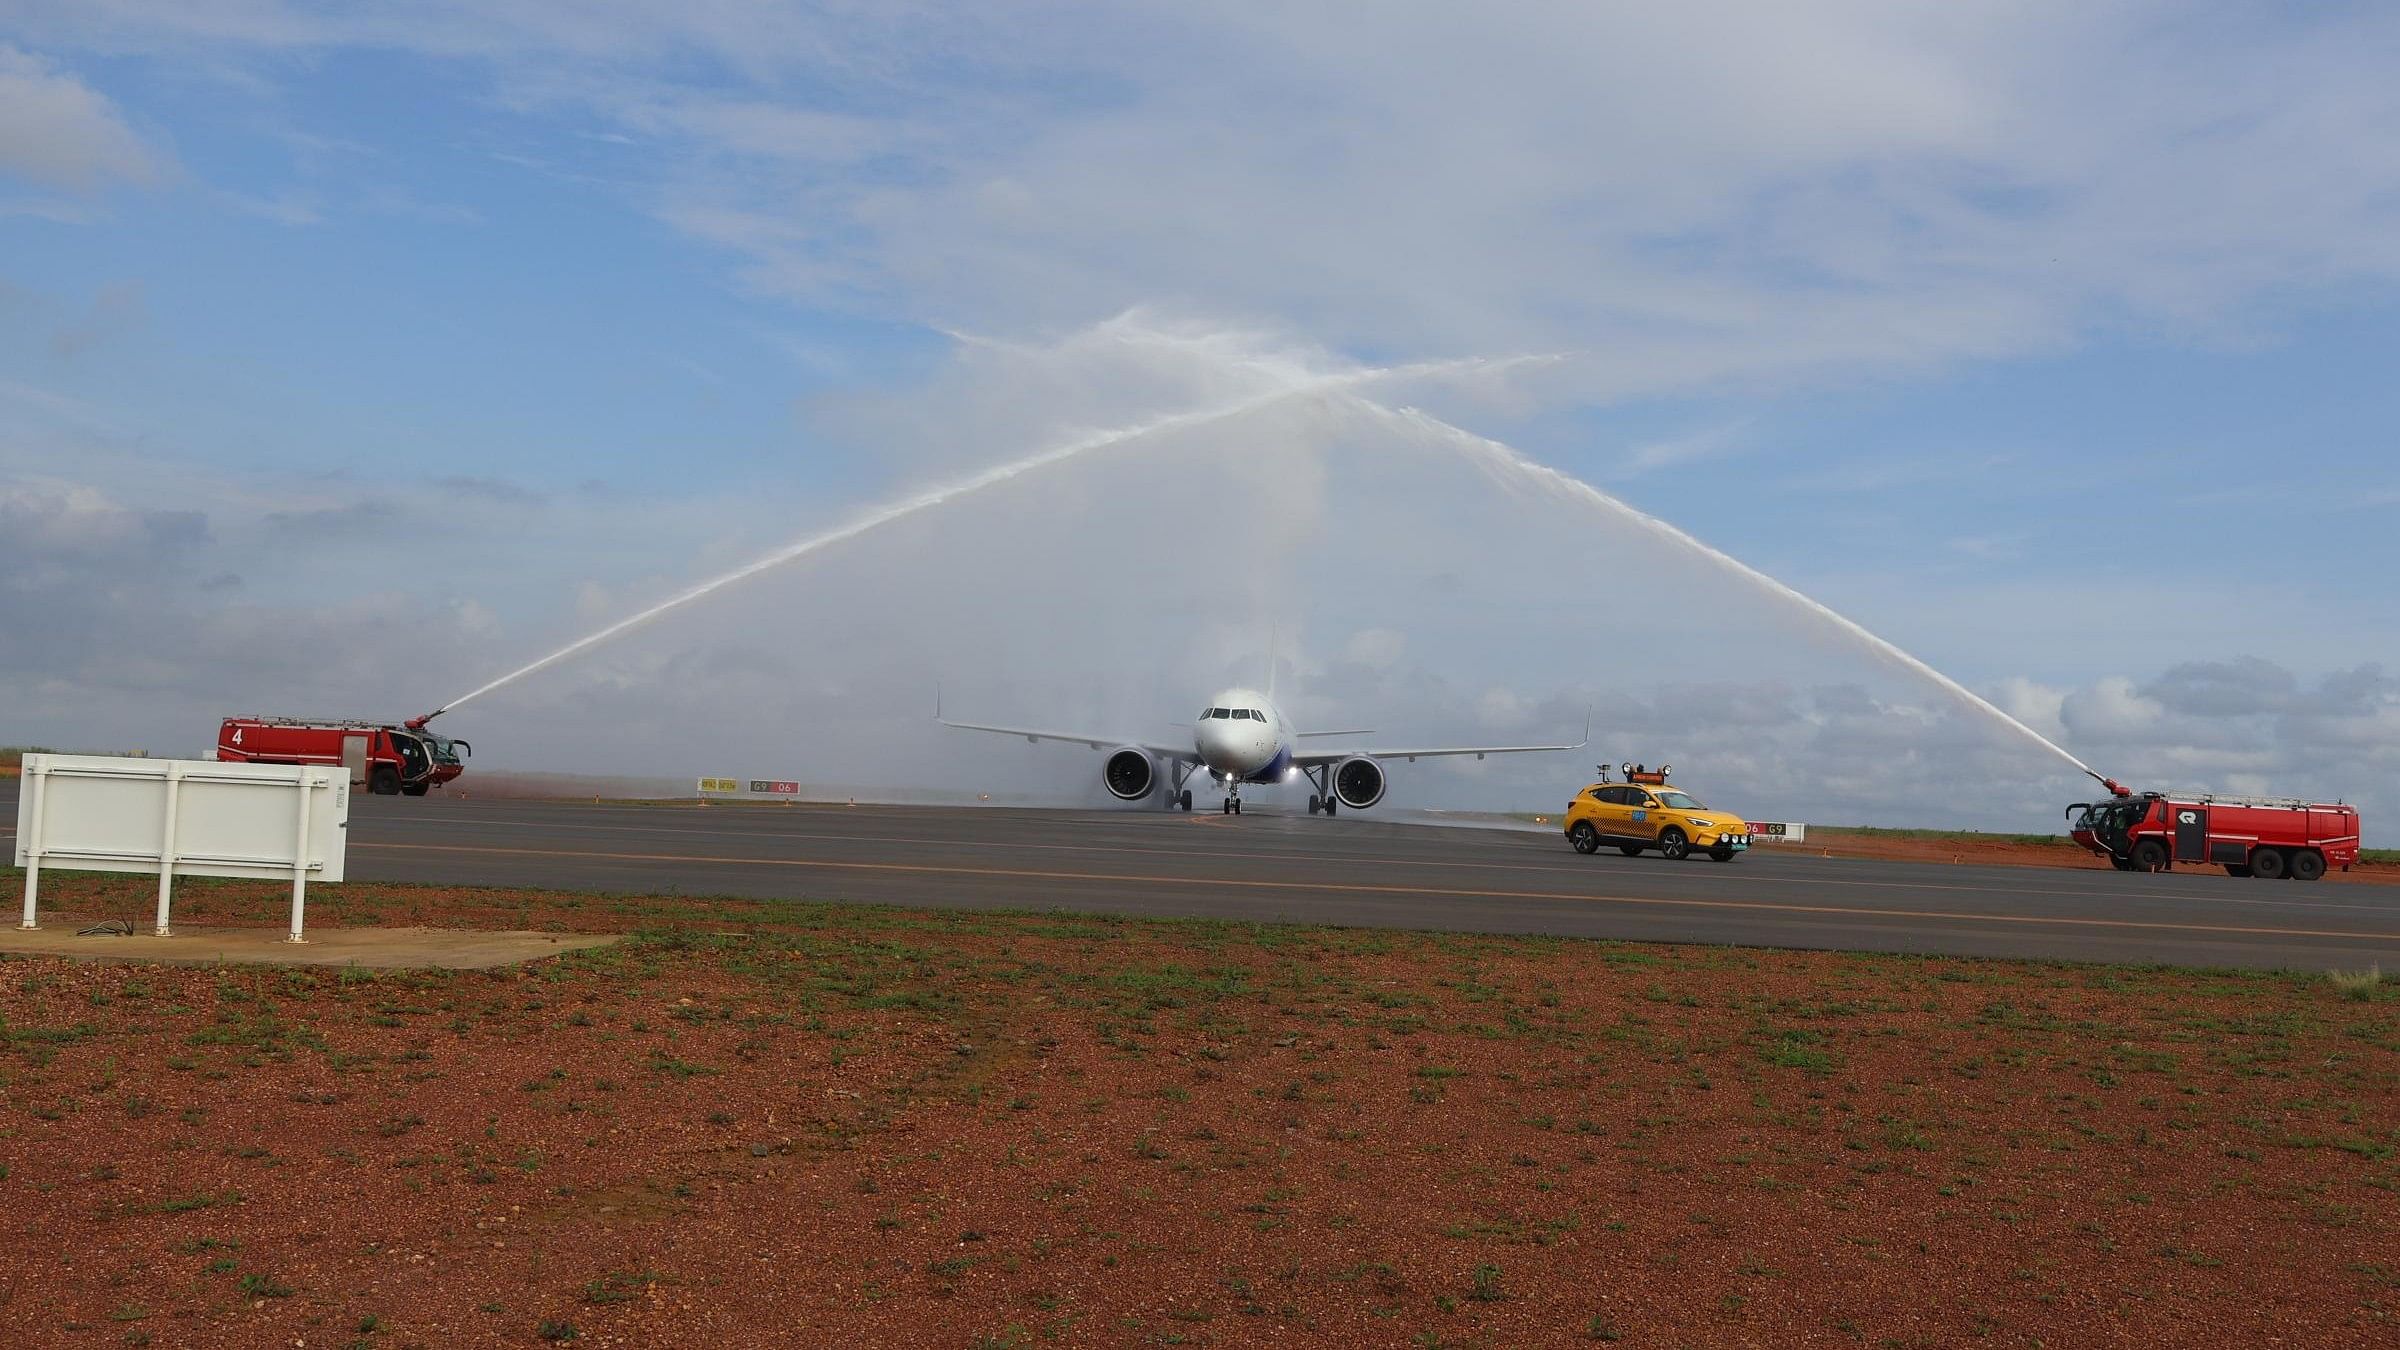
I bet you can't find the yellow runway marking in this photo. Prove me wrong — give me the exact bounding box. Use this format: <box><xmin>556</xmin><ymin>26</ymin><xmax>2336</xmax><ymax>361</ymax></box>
<box><xmin>354</xmin><ymin>841</ymin><xmax>2400</xmax><ymax>944</ymax></box>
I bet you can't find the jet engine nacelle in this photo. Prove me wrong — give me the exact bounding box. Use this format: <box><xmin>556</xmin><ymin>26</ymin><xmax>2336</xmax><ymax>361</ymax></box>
<box><xmin>1102</xmin><ymin>747</ymin><xmax>1157</xmax><ymax>801</ymax></box>
<box><xmin>1333</xmin><ymin>755</ymin><xmax>1386</xmax><ymax>810</ymax></box>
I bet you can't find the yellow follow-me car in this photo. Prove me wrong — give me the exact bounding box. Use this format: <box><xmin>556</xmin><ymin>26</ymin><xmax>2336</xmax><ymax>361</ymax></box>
<box><xmin>1563</xmin><ymin>764</ymin><xmax>1752</xmax><ymax>862</ymax></box>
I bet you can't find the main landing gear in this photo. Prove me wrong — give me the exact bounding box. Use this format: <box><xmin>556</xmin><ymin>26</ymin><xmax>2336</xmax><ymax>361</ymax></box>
<box><xmin>1303</xmin><ymin>764</ymin><xmax>1340</xmax><ymax>816</ymax></box>
<box><xmin>1161</xmin><ymin>761</ymin><xmax>1198</xmax><ymax>812</ymax></box>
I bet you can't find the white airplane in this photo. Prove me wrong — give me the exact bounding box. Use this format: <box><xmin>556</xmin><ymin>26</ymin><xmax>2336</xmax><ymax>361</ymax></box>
<box><xmin>940</xmin><ymin>685</ymin><xmax>1588</xmax><ymax>815</ymax></box>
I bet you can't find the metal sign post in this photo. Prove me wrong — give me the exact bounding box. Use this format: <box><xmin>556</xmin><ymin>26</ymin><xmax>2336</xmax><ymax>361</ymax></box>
<box><xmin>18</xmin><ymin>759</ymin><xmax>47</xmax><ymax>930</ymax></box>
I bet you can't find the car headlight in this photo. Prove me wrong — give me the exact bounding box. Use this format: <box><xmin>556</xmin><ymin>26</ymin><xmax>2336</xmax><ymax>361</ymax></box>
<box><xmin>1687</xmin><ymin>817</ymin><xmax>1711</xmax><ymax>828</ymax></box>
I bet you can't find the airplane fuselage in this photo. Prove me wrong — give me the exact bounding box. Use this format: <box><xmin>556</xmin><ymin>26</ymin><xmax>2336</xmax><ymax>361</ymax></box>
<box><xmin>1193</xmin><ymin>686</ymin><xmax>1293</xmax><ymax>784</ymax></box>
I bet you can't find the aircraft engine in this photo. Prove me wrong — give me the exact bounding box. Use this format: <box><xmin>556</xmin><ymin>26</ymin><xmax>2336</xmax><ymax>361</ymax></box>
<box><xmin>1333</xmin><ymin>756</ymin><xmax>1386</xmax><ymax>810</ymax></box>
<box><xmin>1103</xmin><ymin>748</ymin><xmax>1157</xmax><ymax>801</ymax></box>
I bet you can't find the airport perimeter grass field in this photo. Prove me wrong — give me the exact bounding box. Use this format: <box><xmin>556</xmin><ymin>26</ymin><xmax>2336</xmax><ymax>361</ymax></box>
<box><xmin>2</xmin><ymin>872</ymin><xmax>2396</xmax><ymax>1347</ymax></box>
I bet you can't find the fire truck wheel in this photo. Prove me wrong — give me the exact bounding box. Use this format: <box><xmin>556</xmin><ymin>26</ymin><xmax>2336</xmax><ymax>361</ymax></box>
<box><xmin>2130</xmin><ymin>839</ymin><xmax>2169</xmax><ymax>872</ymax></box>
<box><xmin>401</xmin><ymin>783</ymin><xmax>429</xmax><ymax>797</ymax></box>
<box><xmin>2249</xmin><ymin>847</ymin><xmax>2286</xmax><ymax>880</ymax></box>
<box><xmin>2287</xmin><ymin>849</ymin><xmax>2326</xmax><ymax>882</ymax></box>
<box><xmin>1569</xmin><ymin>822</ymin><xmax>1601</xmax><ymax>853</ymax></box>
<box><xmin>1657</xmin><ymin>827</ymin><xmax>1690</xmax><ymax>861</ymax></box>
<box><xmin>2224</xmin><ymin>864</ymin><xmax>2253</xmax><ymax>878</ymax></box>
<box><xmin>369</xmin><ymin>767</ymin><xmax>401</xmax><ymax>796</ymax></box>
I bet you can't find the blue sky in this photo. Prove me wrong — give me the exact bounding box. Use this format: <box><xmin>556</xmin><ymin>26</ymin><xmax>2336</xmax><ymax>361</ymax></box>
<box><xmin>4</xmin><ymin>4</ymin><xmax>2396</xmax><ymax>828</ymax></box>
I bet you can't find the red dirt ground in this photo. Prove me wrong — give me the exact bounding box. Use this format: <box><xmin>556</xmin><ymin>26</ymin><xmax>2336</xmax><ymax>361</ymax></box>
<box><xmin>2</xmin><ymin>873</ymin><xmax>2395</xmax><ymax>1348</ymax></box>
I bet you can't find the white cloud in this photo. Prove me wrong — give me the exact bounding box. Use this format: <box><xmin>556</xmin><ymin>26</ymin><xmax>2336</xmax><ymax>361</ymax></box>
<box><xmin>1616</xmin><ymin>424</ymin><xmax>1748</xmax><ymax>478</ymax></box>
<box><xmin>19</xmin><ymin>6</ymin><xmax>2400</xmax><ymax>390</ymax></box>
<box><xmin>2062</xmin><ymin>677</ymin><xmax>2165</xmax><ymax>740</ymax></box>
<box><xmin>1342</xmin><ymin>627</ymin><xmax>1405</xmax><ymax>671</ymax></box>
<box><xmin>0</xmin><ymin>44</ymin><xmax>162</xmax><ymax>190</ymax></box>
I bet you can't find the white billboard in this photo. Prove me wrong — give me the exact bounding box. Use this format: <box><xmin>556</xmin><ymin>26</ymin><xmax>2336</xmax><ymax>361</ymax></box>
<box><xmin>15</xmin><ymin>755</ymin><xmax>348</xmax><ymax>941</ymax></box>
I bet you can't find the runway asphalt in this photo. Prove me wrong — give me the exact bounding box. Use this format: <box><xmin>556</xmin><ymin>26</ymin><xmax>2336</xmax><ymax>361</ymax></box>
<box><xmin>12</xmin><ymin>779</ymin><xmax>2391</xmax><ymax>970</ymax></box>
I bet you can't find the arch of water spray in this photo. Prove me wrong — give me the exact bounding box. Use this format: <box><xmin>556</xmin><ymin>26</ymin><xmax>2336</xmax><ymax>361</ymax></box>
<box><xmin>431</xmin><ymin>342</ymin><xmax>2099</xmax><ymax>785</ymax></box>
<box><xmin>434</xmin><ymin>353</ymin><xmax>1529</xmax><ymax>715</ymax></box>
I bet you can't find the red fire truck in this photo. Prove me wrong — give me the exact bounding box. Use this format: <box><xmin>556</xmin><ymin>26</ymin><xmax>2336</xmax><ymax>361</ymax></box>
<box><xmin>217</xmin><ymin>716</ymin><xmax>470</xmax><ymax>796</ymax></box>
<box><xmin>2067</xmin><ymin>788</ymin><xmax>2361</xmax><ymax>881</ymax></box>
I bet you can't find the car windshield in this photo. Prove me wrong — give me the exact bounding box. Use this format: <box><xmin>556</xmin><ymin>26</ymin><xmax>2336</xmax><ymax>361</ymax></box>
<box><xmin>1656</xmin><ymin>790</ymin><xmax>1706</xmax><ymax>811</ymax></box>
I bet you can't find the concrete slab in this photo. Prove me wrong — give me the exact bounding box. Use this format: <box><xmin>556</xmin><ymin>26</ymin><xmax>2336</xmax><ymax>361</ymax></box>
<box><xmin>0</xmin><ymin>924</ymin><xmax>619</xmax><ymax>971</ymax></box>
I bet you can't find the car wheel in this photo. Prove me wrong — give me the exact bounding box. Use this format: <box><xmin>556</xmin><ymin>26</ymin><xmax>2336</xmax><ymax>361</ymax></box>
<box><xmin>2130</xmin><ymin>839</ymin><xmax>2169</xmax><ymax>872</ymax></box>
<box><xmin>1618</xmin><ymin>844</ymin><xmax>1643</xmax><ymax>857</ymax></box>
<box><xmin>2288</xmin><ymin>849</ymin><xmax>2326</xmax><ymax>882</ymax></box>
<box><xmin>1658</xmin><ymin>827</ymin><xmax>1689</xmax><ymax>861</ymax></box>
<box><xmin>2249</xmin><ymin>847</ymin><xmax>2286</xmax><ymax>880</ymax></box>
<box><xmin>1569</xmin><ymin>822</ymin><xmax>1600</xmax><ymax>854</ymax></box>
<box><xmin>1709</xmin><ymin>845</ymin><xmax>1736</xmax><ymax>862</ymax></box>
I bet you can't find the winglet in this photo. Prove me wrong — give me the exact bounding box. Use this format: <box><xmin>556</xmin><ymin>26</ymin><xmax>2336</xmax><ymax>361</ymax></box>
<box><xmin>1572</xmin><ymin>705</ymin><xmax>1592</xmax><ymax>750</ymax></box>
<box><xmin>934</xmin><ymin>683</ymin><xmax>943</xmax><ymax>722</ymax></box>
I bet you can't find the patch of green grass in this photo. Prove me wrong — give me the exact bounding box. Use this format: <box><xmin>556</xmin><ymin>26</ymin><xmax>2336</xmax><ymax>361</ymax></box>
<box><xmin>2327</xmin><ymin>966</ymin><xmax>2383</xmax><ymax>1001</ymax></box>
<box><xmin>237</xmin><ymin>1273</ymin><xmax>295</xmax><ymax>1298</ymax></box>
<box><xmin>582</xmin><ymin>1271</ymin><xmax>657</xmax><ymax>1305</ymax></box>
<box><xmin>1761</xmin><ymin>1029</ymin><xmax>1839</xmax><ymax>1073</ymax></box>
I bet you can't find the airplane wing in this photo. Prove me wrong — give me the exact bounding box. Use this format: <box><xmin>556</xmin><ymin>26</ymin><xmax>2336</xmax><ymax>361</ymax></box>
<box><xmin>938</xmin><ymin>715</ymin><xmax>1193</xmax><ymax>764</ymax></box>
<box><xmin>1292</xmin><ymin>709</ymin><xmax>1590</xmax><ymax>766</ymax></box>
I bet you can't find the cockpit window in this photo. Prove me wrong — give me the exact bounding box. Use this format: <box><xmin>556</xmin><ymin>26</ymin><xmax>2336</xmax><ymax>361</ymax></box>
<box><xmin>1207</xmin><ymin>708</ymin><xmax>1229</xmax><ymax>719</ymax></box>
